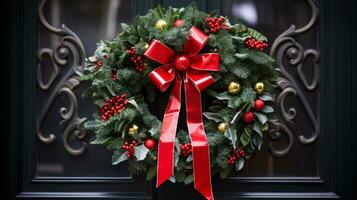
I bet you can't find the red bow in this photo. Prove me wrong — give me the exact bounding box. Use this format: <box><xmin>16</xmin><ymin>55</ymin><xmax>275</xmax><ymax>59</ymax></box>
<box><xmin>145</xmin><ymin>27</ymin><xmax>219</xmax><ymax>200</ymax></box>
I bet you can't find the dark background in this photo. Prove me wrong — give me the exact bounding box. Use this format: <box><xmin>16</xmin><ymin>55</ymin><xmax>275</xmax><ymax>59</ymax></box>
<box><xmin>3</xmin><ymin>0</ymin><xmax>357</xmax><ymax>199</ymax></box>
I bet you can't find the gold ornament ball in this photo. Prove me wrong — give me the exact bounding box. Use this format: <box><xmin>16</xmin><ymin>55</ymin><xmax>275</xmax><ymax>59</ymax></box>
<box><xmin>128</xmin><ymin>124</ymin><xmax>139</xmax><ymax>135</ymax></box>
<box><xmin>227</xmin><ymin>81</ymin><xmax>241</xmax><ymax>95</ymax></box>
<box><xmin>255</xmin><ymin>82</ymin><xmax>265</xmax><ymax>94</ymax></box>
<box><xmin>144</xmin><ymin>43</ymin><xmax>149</xmax><ymax>49</ymax></box>
<box><xmin>155</xmin><ymin>19</ymin><xmax>167</xmax><ymax>30</ymax></box>
<box><xmin>217</xmin><ymin>123</ymin><xmax>228</xmax><ymax>133</ymax></box>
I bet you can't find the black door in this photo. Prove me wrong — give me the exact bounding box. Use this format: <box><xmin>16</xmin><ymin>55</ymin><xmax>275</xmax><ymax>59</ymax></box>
<box><xmin>7</xmin><ymin>0</ymin><xmax>356</xmax><ymax>199</ymax></box>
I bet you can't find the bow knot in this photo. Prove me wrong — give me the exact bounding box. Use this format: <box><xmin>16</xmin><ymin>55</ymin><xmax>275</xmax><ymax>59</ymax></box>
<box><xmin>144</xmin><ymin>26</ymin><xmax>219</xmax><ymax>200</ymax></box>
<box><xmin>173</xmin><ymin>54</ymin><xmax>190</xmax><ymax>71</ymax></box>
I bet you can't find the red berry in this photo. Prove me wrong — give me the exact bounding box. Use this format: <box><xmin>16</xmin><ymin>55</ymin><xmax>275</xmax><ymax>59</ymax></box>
<box><xmin>180</xmin><ymin>143</ymin><xmax>192</xmax><ymax>157</ymax></box>
<box><xmin>205</xmin><ymin>17</ymin><xmax>227</xmax><ymax>33</ymax></box>
<box><xmin>243</xmin><ymin>112</ymin><xmax>254</xmax><ymax>123</ymax></box>
<box><xmin>254</xmin><ymin>99</ymin><xmax>265</xmax><ymax>111</ymax></box>
<box><xmin>127</xmin><ymin>47</ymin><xmax>146</xmax><ymax>72</ymax></box>
<box><xmin>244</xmin><ymin>37</ymin><xmax>268</xmax><ymax>51</ymax></box>
<box><xmin>173</xmin><ymin>19</ymin><xmax>185</xmax><ymax>27</ymax></box>
<box><xmin>100</xmin><ymin>94</ymin><xmax>128</xmax><ymax>121</ymax></box>
<box><xmin>97</xmin><ymin>60</ymin><xmax>103</xmax><ymax>67</ymax></box>
<box><xmin>144</xmin><ymin>138</ymin><xmax>156</xmax><ymax>150</ymax></box>
<box><xmin>238</xmin><ymin>150</ymin><xmax>246</xmax><ymax>157</ymax></box>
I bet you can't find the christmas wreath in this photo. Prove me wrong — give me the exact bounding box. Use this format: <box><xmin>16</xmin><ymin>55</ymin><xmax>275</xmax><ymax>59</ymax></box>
<box><xmin>80</xmin><ymin>5</ymin><xmax>276</xmax><ymax>200</ymax></box>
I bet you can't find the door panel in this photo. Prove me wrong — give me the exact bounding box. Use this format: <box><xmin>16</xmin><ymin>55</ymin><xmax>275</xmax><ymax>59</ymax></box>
<box><xmin>9</xmin><ymin>0</ymin><xmax>355</xmax><ymax>199</ymax></box>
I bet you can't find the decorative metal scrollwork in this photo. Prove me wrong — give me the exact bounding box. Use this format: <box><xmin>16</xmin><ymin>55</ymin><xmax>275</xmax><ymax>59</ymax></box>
<box><xmin>37</xmin><ymin>0</ymin><xmax>87</xmax><ymax>156</ymax></box>
<box><xmin>269</xmin><ymin>0</ymin><xmax>319</xmax><ymax>157</ymax></box>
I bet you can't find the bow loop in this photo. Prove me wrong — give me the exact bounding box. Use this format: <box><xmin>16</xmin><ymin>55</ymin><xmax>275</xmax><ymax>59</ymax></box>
<box><xmin>145</xmin><ymin>40</ymin><xmax>175</xmax><ymax>64</ymax></box>
<box><xmin>184</xmin><ymin>27</ymin><xmax>208</xmax><ymax>57</ymax></box>
<box><xmin>190</xmin><ymin>53</ymin><xmax>220</xmax><ymax>71</ymax></box>
<box><xmin>187</xmin><ymin>70</ymin><xmax>215</xmax><ymax>91</ymax></box>
<box><xmin>148</xmin><ymin>64</ymin><xmax>175</xmax><ymax>92</ymax></box>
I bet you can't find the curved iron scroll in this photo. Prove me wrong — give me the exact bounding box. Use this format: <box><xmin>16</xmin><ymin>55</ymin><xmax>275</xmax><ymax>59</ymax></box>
<box><xmin>268</xmin><ymin>0</ymin><xmax>319</xmax><ymax>157</ymax></box>
<box><xmin>37</xmin><ymin>0</ymin><xmax>87</xmax><ymax>156</ymax></box>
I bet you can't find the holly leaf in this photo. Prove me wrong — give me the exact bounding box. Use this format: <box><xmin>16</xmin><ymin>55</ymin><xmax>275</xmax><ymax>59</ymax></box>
<box><xmin>175</xmin><ymin>171</ymin><xmax>186</xmax><ymax>183</ymax></box>
<box><xmin>230</xmin><ymin>109</ymin><xmax>243</xmax><ymax>125</ymax></box>
<box><xmin>203</xmin><ymin>112</ymin><xmax>223</xmax><ymax>123</ymax></box>
<box><xmin>224</xmin><ymin>127</ymin><xmax>237</xmax><ymax>148</ymax></box>
<box><xmin>228</xmin><ymin>99</ymin><xmax>235</xmax><ymax>109</ymax></box>
<box><xmin>186</xmin><ymin>155</ymin><xmax>193</xmax><ymax>162</ymax></box>
<box><xmin>254</xmin><ymin>112</ymin><xmax>267</xmax><ymax>124</ymax></box>
<box><xmin>128</xmin><ymin>98</ymin><xmax>139</xmax><ymax>110</ymax></box>
<box><xmin>234</xmin><ymin>53</ymin><xmax>249</xmax><ymax>60</ymax></box>
<box><xmin>112</xmin><ymin>150</ymin><xmax>128</xmax><ymax>165</ymax></box>
<box><xmin>219</xmin><ymin>165</ymin><xmax>233</xmax><ymax>179</ymax></box>
<box><xmin>235</xmin><ymin>158</ymin><xmax>245</xmax><ymax>171</ymax></box>
<box><xmin>232</xmin><ymin>97</ymin><xmax>243</xmax><ymax>108</ymax></box>
<box><xmin>259</xmin><ymin>93</ymin><xmax>274</xmax><ymax>101</ymax></box>
<box><xmin>262</xmin><ymin>106</ymin><xmax>274</xmax><ymax>113</ymax></box>
<box><xmin>120</xmin><ymin>23</ymin><xmax>129</xmax><ymax>31</ymax></box>
<box><xmin>252</xmin><ymin>135</ymin><xmax>263</xmax><ymax>150</ymax></box>
<box><xmin>174</xmin><ymin>152</ymin><xmax>180</xmax><ymax>167</ymax></box>
<box><xmin>247</xmin><ymin>28</ymin><xmax>268</xmax><ymax>41</ymax></box>
<box><xmin>231</xmin><ymin>35</ymin><xmax>245</xmax><ymax>42</ymax></box>
<box><xmin>148</xmin><ymin>127</ymin><xmax>159</xmax><ymax>136</ymax></box>
<box><xmin>216</xmin><ymin>91</ymin><xmax>232</xmax><ymax>100</ymax></box>
<box><xmin>169</xmin><ymin>176</ymin><xmax>176</xmax><ymax>183</ymax></box>
<box><xmin>253</xmin><ymin>122</ymin><xmax>263</xmax><ymax>137</ymax></box>
<box><xmin>184</xmin><ymin>174</ymin><xmax>194</xmax><ymax>185</ymax></box>
<box><xmin>240</xmin><ymin>131</ymin><xmax>251</xmax><ymax>146</ymax></box>
<box><xmin>134</xmin><ymin>144</ymin><xmax>149</xmax><ymax>161</ymax></box>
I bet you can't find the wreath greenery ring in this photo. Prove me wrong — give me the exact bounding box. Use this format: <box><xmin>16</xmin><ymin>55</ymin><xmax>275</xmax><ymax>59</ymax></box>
<box><xmin>80</xmin><ymin>5</ymin><xmax>277</xmax><ymax>185</ymax></box>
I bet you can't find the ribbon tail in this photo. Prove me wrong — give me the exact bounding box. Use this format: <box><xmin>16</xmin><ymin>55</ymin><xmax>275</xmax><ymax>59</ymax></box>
<box><xmin>184</xmin><ymin>74</ymin><xmax>214</xmax><ymax>200</ymax></box>
<box><xmin>156</xmin><ymin>75</ymin><xmax>182</xmax><ymax>187</ymax></box>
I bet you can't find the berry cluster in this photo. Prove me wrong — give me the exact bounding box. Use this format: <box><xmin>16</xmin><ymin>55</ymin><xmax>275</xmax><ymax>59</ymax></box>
<box><xmin>122</xmin><ymin>140</ymin><xmax>138</xmax><ymax>159</ymax></box>
<box><xmin>205</xmin><ymin>17</ymin><xmax>228</xmax><ymax>33</ymax></box>
<box><xmin>127</xmin><ymin>47</ymin><xmax>146</xmax><ymax>72</ymax></box>
<box><xmin>111</xmin><ymin>68</ymin><xmax>117</xmax><ymax>80</ymax></box>
<box><xmin>227</xmin><ymin>149</ymin><xmax>246</xmax><ymax>165</ymax></box>
<box><xmin>96</xmin><ymin>60</ymin><xmax>103</xmax><ymax>68</ymax></box>
<box><xmin>96</xmin><ymin>54</ymin><xmax>108</xmax><ymax>68</ymax></box>
<box><xmin>100</xmin><ymin>94</ymin><xmax>128</xmax><ymax>122</ymax></box>
<box><xmin>179</xmin><ymin>143</ymin><xmax>192</xmax><ymax>157</ymax></box>
<box><xmin>244</xmin><ymin>36</ymin><xmax>268</xmax><ymax>51</ymax></box>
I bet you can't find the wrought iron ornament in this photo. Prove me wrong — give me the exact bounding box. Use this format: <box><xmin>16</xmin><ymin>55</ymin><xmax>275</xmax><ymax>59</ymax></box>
<box><xmin>269</xmin><ymin>0</ymin><xmax>319</xmax><ymax>157</ymax></box>
<box><xmin>37</xmin><ymin>0</ymin><xmax>87</xmax><ymax>156</ymax></box>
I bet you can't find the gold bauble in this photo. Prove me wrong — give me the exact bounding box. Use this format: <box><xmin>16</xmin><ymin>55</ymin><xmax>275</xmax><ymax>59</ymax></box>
<box><xmin>144</xmin><ymin>43</ymin><xmax>149</xmax><ymax>49</ymax></box>
<box><xmin>155</xmin><ymin>19</ymin><xmax>167</xmax><ymax>30</ymax></box>
<box><xmin>255</xmin><ymin>82</ymin><xmax>265</xmax><ymax>94</ymax></box>
<box><xmin>217</xmin><ymin>123</ymin><xmax>228</xmax><ymax>133</ymax></box>
<box><xmin>128</xmin><ymin>124</ymin><xmax>139</xmax><ymax>135</ymax></box>
<box><xmin>227</xmin><ymin>81</ymin><xmax>241</xmax><ymax>95</ymax></box>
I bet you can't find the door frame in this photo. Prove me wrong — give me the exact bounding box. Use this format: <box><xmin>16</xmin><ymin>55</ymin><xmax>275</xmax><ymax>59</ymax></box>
<box><xmin>7</xmin><ymin>0</ymin><xmax>356</xmax><ymax>199</ymax></box>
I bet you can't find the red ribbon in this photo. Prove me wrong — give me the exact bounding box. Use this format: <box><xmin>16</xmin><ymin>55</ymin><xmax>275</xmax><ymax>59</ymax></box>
<box><xmin>145</xmin><ymin>27</ymin><xmax>219</xmax><ymax>200</ymax></box>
